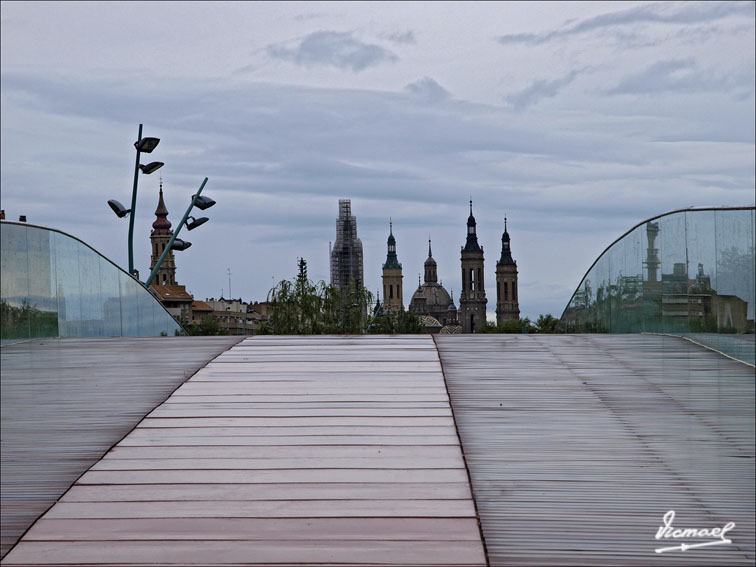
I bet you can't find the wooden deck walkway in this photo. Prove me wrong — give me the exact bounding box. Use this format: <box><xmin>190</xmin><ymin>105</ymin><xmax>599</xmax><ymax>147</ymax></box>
<box><xmin>0</xmin><ymin>336</ymin><xmax>242</xmax><ymax>559</ymax></box>
<box><xmin>436</xmin><ymin>334</ymin><xmax>755</xmax><ymax>566</ymax></box>
<box><xmin>3</xmin><ymin>336</ymin><xmax>485</xmax><ymax>566</ymax></box>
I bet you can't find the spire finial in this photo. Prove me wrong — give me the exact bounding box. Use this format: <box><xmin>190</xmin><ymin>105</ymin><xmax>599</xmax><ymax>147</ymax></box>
<box><xmin>504</xmin><ymin>215</ymin><xmax>507</xmax><ymax>232</ymax></box>
<box><xmin>390</xmin><ymin>218</ymin><xmax>393</xmax><ymax>234</ymax></box>
<box><xmin>428</xmin><ymin>236</ymin><xmax>432</xmax><ymax>258</ymax></box>
<box><xmin>418</xmin><ymin>273</ymin><xmax>421</xmax><ymax>286</ymax></box>
<box><xmin>469</xmin><ymin>199</ymin><xmax>473</xmax><ymax>215</ymax></box>
<box><xmin>159</xmin><ymin>176</ymin><xmax>163</xmax><ymax>194</ymax></box>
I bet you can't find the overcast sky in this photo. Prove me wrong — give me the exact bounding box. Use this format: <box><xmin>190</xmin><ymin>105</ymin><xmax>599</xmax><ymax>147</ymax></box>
<box><xmin>2</xmin><ymin>1</ymin><xmax>754</xmax><ymax>320</ymax></box>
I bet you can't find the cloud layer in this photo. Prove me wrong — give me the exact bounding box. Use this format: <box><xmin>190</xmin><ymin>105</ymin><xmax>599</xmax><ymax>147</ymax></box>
<box><xmin>267</xmin><ymin>31</ymin><xmax>398</xmax><ymax>72</ymax></box>
<box><xmin>1</xmin><ymin>2</ymin><xmax>753</xmax><ymax>321</ymax></box>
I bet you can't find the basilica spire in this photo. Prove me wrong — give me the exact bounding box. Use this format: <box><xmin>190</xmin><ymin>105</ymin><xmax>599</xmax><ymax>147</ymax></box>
<box><xmin>424</xmin><ymin>236</ymin><xmax>438</xmax><ymax>283</ymax></box>
<box><xmin>383</xmin><ymin>219</ymin><xmax>401</xmax><ymax>269</ymax></box>
<box><xmin>499</xmin><ymin>215</ymin><xmax>515</xmax><ymax>265</ymax></box>
<box><xmin>463</xmin><ymin>199</ymin><xmax>481</xmax><ymax>252</ymax></box>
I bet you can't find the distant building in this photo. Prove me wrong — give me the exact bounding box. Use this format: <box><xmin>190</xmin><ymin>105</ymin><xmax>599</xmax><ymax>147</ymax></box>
<box><xmin>151</xmin><ymin>284</ymin><xmax>194</xmax><ymax>324</ymax></box>
<box><xmin>190</xmin><ymin>300</ymin><xmax>214</xmax><ymax>325</ymax></box>
<box><xmin>495</xmin><ymin>217</ymin><xmax>520</xmax><ymax>324</ymax></box>
<box><xmin>247</xmin><ymin>301</ymin><xmax>272</xmax><ymax>333</ymax></box>
<box><xmin>409</xmin><ymin>239</ymin><xmax>458</xmax><ymax>331</ymax></box>
<box><xmin>204</xmin><ymin>297</ymin><xmax>250</xmax><ymax>335</ymax></box>
<box><xmin>381</xmin><ymin>221</ymin><xmax>403</xmax><ymax>312</ymax></box>
<box><xmin>148</xmin><ymin>180</ymin><xmax>195</xmax><ymax>326</ymax></box>
<box><xmin>330</xmin><ymin>199</ymin><xmax>364</xmax><ymax>293</ymax></box>
<box><xmin>199</xmin><ymin>298</ymin><xmax>272</xmax><ymax>335</ymax></box>
<box><xmin>459</xmin><ymin>201</ymin><xmax>487</xmax><ymax>333</ymax></box>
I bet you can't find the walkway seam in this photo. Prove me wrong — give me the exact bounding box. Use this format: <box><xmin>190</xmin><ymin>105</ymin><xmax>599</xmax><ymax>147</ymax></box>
<box><xmin>432</xmin><ymin>333</ymin><xmax>491</xmax><ymax>567</ymax></box>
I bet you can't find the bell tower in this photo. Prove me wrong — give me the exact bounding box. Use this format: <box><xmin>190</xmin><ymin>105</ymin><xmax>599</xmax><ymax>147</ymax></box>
<box><xmin>496</xmin><ymin>216</ymin><xmax>520</xmax><ymax>324</ymax></box>
<box><xmin>149</xmin><ymin>178</ymin><xmax>177</xmax><ymax>287</ymax></box>
<box><xmin>381</xmin><ymin>220</ymin><xmax>404</xmax><ymax>312</ymax></box>
<box><xmin>459</xmin><ymin>200</ymin><xmax>487</xmax><ymax>333</ymax></box>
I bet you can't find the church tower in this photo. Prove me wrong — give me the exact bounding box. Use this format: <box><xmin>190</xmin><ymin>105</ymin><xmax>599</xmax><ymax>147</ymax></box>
<box><xmin>496</xmin><ymin>217</ymin><xmax>520</xmax><ymax>324</ymax></box>
<box><xmin>382</xmin><ymin>220</ymin><xmax>403</xmax><ymax>312</ymax></box>
<box><xmin>330</xmin><ymin>199</ymin><xmax>364</xmax><ymax>293</ymax></box>
<box><xmin>150</xmin><ymin>179</ymin><xmax>177</xmax><ymax>287</ymax></box>
<box><xmin>459</xmin><ymin>200</ymin><xmax>487</xmax><ymax>333</ymax></box>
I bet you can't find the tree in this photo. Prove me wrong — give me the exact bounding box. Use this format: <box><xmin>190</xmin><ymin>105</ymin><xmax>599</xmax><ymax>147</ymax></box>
<box><xmin>478</xmin><ymin>318</ymin><xmax>534</xmax><ymax>333</ymax></box>
<box><xmin>367</xmin><ymin>308</ymin><xmax>424</xmax><ymax>334</ymax></box>
<box><xmin>535</xmin><ymin>314</ymin><xmax>560</xmax><ymax>333</ymax></box>
<box><xmin>187</xmin><ymin>315</ymin><xmax>228</xmax><ymax>336</ymax></box>
<box><xmin>262</xmin><ymin>259</ymin><xmax>374</xmax><ymax>334</ymax></box>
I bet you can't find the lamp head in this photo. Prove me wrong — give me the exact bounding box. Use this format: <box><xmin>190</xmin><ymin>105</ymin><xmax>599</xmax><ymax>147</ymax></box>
<box><xmin>139</xmin><ymin>161</ymin><xmax>164</xmax><ymax>175</ymax></box>
<box><xmin>108</xmin><ymin>199</ymin><xmax>131</xmax><ymax>218</ymax></box>
<box><xmin>186</xmin><ymin>216</ymin><xmax>209</xmax><ymax>231</ymax></box>
<box><xmin>171</xmin><ymin>239</ymin><xmax>192</xmax><ymax>251</ymax></box>
<box><xmin>134</xmin><ymin>137</ymin><xmax>160</xmax><ymax>153</ymax></box>
<box><xmin>193</xmin><ymin>195</ymin><xmax>216</xmax><ymax>210</ymax></box>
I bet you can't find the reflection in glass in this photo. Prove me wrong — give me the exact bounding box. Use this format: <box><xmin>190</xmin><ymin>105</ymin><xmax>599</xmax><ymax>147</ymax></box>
<box><xmin>1</xmin><ymin>222</ymin><xmax>181</xmax><ymax>344</ymax></box>
<box><xmin>561</xmin><ymin>208</ymin><xmax>755</xmax><ymax>356</ymax></box>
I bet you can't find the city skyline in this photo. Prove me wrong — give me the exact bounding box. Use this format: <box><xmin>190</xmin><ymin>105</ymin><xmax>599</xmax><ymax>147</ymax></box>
<box><xmin>1</xmin><ymin>1</ymin><xmax>754</xmax><ymax>321</ymax></box>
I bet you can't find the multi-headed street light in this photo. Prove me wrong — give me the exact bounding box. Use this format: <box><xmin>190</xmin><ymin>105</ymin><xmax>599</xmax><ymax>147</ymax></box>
<box><xmin>108</xmin><ymin>124</ymin><xmax>164</xmax><ymax>277</ymax></box>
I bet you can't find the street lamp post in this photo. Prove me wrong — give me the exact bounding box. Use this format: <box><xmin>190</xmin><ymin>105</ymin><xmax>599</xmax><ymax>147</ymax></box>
<box><xmin>145</xmin><ymin>177</ymin><xmax>214</xmax><ymax>288</ymax></box>
<box><xmin>124</xmin><ymin>124</ymin><xmax>163</xmax><ymax>276</ymax></box>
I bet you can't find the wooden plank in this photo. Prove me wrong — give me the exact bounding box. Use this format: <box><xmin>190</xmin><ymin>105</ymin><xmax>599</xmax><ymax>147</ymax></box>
<box><xmin>76</xmin><ymin>468</ymin><xmax>471</xmax><ymax>484</ymax></box>
<box><xmin>43</xmin><ymin>499</ymin><xmax>478</xmax><ymax>519</ymax></box>
<box><xmin>167</xmin><ymin>394</ymin><xmax>451</xmax><ymax>402</ymax></box>
<box><xmin>60</xmin><ymin>483</ymin><xmax>474</xmax><ymax>502</ymax></box>
<box><xmin>122</xmin><ymin>425</ymin><xmax>459</xmax><ymax>437</ymax></box>
<box><xmin>24</xmin><ymin>517</ymin><xmax>483</xmax><ymax>540</ymax></box>
<box><xmin>146</xmin><ymin>407</ymin><xmax>453</xmax><ymax>418</ymax></box>
<box><xmin>4</xmin><ymin>540</ymin><xmax>487</xmax><ymax>566</ymax></box>
<box><xmin>104</xmin><ymin>445</ymin><xmax>464</xmax><ymax>459</ymax></box>
<box><xmin>91</xmin><ymin>457</ymin><xmax>464</xmax><ymax>471</ymax></box>
<box><xmin>138</xmin><ymin>416</ymin><xmax>455</xmax><ymax>427</ymax></box>
<box><xmin>116</xmin><ymin>435</ymin><xmax>462</xmax><ymax>446</ymax></box>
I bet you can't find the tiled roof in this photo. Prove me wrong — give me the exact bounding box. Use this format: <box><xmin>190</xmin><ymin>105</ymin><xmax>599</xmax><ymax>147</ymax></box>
<box><xmin>151</xmin><ymin>284</ymin><xmax>193</xmax><ymax>301</ymax></box>
<box><xmin>191</xmin><ymin>301</ymin><xmax>213</xmax><ymax>312</ymax></box>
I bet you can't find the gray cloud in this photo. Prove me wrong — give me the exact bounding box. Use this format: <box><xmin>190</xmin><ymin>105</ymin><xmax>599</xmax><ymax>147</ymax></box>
<box><xmin>498</xmin><ymin>2</ymin><xmax>755</xmax><ymax>45</ymax></box>
<box><xmin>267</xmin><ymin>31</ymin><xmax>398</xmax><ymax>72</ymax></box>
<box><xmin>1</xmin><ymin>69</ymin><xmax>752</xmax><ymax>320</ymax></box>
<box><xmin>506</xmin><ymin>70</ymin><xmax>582</xmax><ymax>109</ymax></box>
<box><xmin>404</xmin><ymin>77</ymin><xmax>450</xmax><ymax>102</ymax></box>
<box><xmin>380</xmin><ymin>30</ymin><xmax>416</xmax><ymax>44</ymax></box>
<box><xmin>607</xmin><ymin>58</ymin><xmax>755</xmax><ymax>95</ymax></box>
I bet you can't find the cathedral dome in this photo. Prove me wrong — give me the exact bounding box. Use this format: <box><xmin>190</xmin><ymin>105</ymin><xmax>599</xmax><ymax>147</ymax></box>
<box><xmin>411</xmin><ymin>282</ymin><xmax>452</xmax><ymax>312</ymax></box>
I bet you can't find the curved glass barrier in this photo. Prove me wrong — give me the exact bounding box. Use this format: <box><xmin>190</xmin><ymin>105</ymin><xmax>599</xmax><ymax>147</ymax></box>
<box><xmin>560</xmin><ymin>207</ymin><xmax>755</xmax><ymax>364</ymax></box>
<box><xmin>1</xmin><ymin>222</ymin><xmax>182</xmax><ymax>344</ymax></box>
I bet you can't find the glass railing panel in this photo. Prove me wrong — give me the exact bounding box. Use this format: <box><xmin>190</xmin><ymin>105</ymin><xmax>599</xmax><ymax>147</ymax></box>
<box><xmin>1</xmin><ymin>224</ymin><xmax>32</xmax><ymax>343</ymax></box>
<box><xmin>560</xmin><ymin>207</ymin><xmax>755</xmax><ymax>364</ymax></box>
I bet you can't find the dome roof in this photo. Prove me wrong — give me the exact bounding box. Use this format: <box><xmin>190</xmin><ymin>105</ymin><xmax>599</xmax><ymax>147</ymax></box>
<box><xmin>411</xmin><ymin>282</ymin><xmax>452</xmax><ymax>310</ymax></box>
<box><xmin>419</xmin><ymin>315</ymin><xmax>442</xmax><ymax>329</ymax></box>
